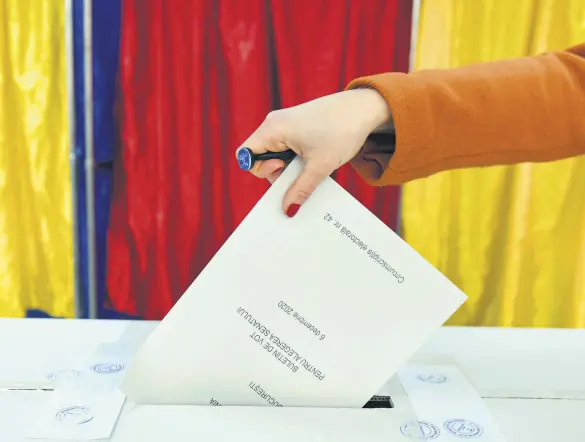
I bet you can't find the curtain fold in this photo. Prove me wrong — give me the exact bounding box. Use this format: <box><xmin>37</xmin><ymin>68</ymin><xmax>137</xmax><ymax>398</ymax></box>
<box><xmin>403</xmin><ymin>0</ymin><xmax>585</xmax><ymax>327</ymax></box>
<box><xmin>109</xmin><ymin>0</ymin><xmax>410</xmax><ymax>319</ymax></box>
<box><xmin>0</xmin><ymin>0</ymin><xmax>73</xmax><ymax>317</ymax></box>
<box><xmin>269</xmin><ymin>0</ymin><xmax>408</xmax><ymax>222</ymax></box>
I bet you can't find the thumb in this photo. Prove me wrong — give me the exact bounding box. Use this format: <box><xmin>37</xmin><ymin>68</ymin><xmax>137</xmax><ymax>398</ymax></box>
<box><xmin>283</xmin><ymin>162</ymin><xmax>330</xmax><ymax>218</ymax></box>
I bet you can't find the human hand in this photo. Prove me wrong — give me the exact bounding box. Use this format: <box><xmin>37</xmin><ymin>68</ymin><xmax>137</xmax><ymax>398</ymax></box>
<box><xmin>236</xmin><ymin>88</ymin><xmax>391</xmax><ymax>217</ymax></box>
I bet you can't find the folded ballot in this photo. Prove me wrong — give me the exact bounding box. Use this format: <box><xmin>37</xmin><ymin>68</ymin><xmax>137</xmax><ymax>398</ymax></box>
<box><xmin>120</xmin><ymin>158</ymin><xmax>467</xmax><ymax>408</ymax></box>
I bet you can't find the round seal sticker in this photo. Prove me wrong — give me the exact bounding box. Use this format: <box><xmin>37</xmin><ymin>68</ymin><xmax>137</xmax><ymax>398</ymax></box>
<box><xmin>91</xmin><ymin>363</ymin><xmax>124</xmax><ymax>374</ymax></box>
<box><xmin>47</xmin><ymin>370</ymin><xmax>81</xmax><ymax>382</ymax></box>
<box><xmin>444</xmin><ymin>419</ymin><xmax>484</xmax><ymax>438</ymax></box>
<box><xmin>55</xmin><ymin>406</ymin><xmax>94</xmax><ymax>425</ymax></box>
<box><xmin>400</xmin><ymin>421</ymin><xmax>440</xmax><ymax>440</ymax></box>
<box><xmin>417</xmin><ymin>373</ymin><xmax>448</xmax><ymax>384</ymax></box>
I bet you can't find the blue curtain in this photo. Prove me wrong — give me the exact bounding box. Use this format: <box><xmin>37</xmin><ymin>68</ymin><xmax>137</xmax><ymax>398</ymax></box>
<box><xmin>72</xmin><ymin>0</ymin><xmax>128</xmax><ymax>318</ymax></box>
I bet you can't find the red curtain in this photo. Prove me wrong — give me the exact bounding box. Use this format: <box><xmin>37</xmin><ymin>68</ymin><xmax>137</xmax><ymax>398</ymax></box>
<box><xmin>108</xmin><ymin>0</ymin><xmax>412</xmax><ymax>319</ymax></box>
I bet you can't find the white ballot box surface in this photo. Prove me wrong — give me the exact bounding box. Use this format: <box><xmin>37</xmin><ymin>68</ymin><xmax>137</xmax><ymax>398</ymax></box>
<box><xmin>120</xmin><ymin>158</ymin><xmax>467</xmax><ymax>408</ymax></box>
<box><xmin>1</xmin><ymin>320</ymin><xmax>584</xmax><ymax>442</ymax></box>
<box><xmin>13</xmin><ymin>360</ymin><xmax>511</xmax><ymax>442</ymax></box>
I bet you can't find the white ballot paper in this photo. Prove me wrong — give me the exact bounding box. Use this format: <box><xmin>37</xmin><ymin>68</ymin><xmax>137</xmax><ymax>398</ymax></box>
<box><xmin>121</xmin><ymin>158</ymin><xmax>467</xmax><ymax>408</ymax></box>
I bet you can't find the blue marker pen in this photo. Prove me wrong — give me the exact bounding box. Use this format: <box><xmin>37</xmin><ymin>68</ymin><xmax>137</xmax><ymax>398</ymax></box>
<box><xmin>237</xmin><ymin>147</ymin><xmax>297</xmax><ymax>171</ymax></box>
<box><xmin>237</xmin><ymin>132</ymin><xmax>396</xmax><ymax>171</ymax></box>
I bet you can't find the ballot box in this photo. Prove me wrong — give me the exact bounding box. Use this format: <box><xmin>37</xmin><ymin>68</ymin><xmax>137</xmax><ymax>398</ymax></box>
<box><xmin>0</xmin><ymin>320</ymin><xmax>506</xmax><ymax>442</ymax></box>
<box><xmin>2</xmin><ymin>318</ymin><xmax>585</xmax><ymax>442</ymax></box>
<box><xmin>3</xmin><ymin>386</ymin><xmax>584</xmax><ymax>442</ymax></box>
<box><xmin>22</xmin><ymin>374</ymin><xmax>434</xmax><ymax>441</ymax></box>
<box><xmin>8</xmin><ymin>365</ymin><xmax>504</xmax><ymax>442</ymax></box>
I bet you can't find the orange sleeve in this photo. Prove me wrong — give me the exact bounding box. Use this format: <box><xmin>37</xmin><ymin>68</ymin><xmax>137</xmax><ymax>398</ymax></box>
<box><xmin>346</xmin><ymin>43</ymin><xmax>585</xmax><ymax>186</ymax></box>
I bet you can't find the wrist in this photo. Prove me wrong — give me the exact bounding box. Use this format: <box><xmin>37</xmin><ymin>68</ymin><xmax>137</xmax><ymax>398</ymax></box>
<box><xmin>351</xmin><ymin>87</ymin><xmax>393</xmax><ymax>134</ymax></box>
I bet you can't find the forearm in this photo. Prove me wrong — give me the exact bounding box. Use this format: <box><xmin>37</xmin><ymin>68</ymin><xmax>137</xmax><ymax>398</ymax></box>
<box><xmin>347</xmin><ymin>43</ymin><xmax>585</xmax><ymax>185</ymax></box>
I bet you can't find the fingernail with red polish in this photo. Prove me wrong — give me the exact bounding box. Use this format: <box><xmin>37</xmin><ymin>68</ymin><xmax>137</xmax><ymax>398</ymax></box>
<box><xmin>286</xmin><ymin>203</ymin><xmax>301</xmax><ymax>218</ymax></box>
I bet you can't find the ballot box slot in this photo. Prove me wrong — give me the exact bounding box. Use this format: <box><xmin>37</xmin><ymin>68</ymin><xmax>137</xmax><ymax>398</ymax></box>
<box><xmin>362</xmin><ymin>395</ymin><xmax>394</xmax><ymax>409</ymax></box>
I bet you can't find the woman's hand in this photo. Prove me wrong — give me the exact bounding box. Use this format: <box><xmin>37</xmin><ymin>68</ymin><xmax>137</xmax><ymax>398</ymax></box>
<box><xmin>236</xmin><ymin>88</ymin><xmax>391</xmax><ymax>217</ymax></box>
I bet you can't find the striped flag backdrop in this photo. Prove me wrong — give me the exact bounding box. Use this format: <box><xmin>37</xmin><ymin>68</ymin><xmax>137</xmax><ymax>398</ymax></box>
<box><xmin>0</xmin><ymin>0</ymin><xmax>410</xmax><ymax>319</ymax></box>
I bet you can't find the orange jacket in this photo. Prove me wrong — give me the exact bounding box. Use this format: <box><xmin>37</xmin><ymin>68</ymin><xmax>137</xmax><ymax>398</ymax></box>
<box><xmin>347</xmin><ymin>43</ymin><xmax>585</xmax><ymax>185</ymax></box>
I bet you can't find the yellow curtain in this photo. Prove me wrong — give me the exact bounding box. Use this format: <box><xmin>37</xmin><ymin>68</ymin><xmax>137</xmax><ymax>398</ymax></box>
<box><xmin>0</xmin><ymin>0</ymin><xmax>74</xmax><ymax>317</ymax></box>
<box><xmin>403</xmin><ymin>0</ymin><xmax>585</xmax><ymax>328</ymax></box>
